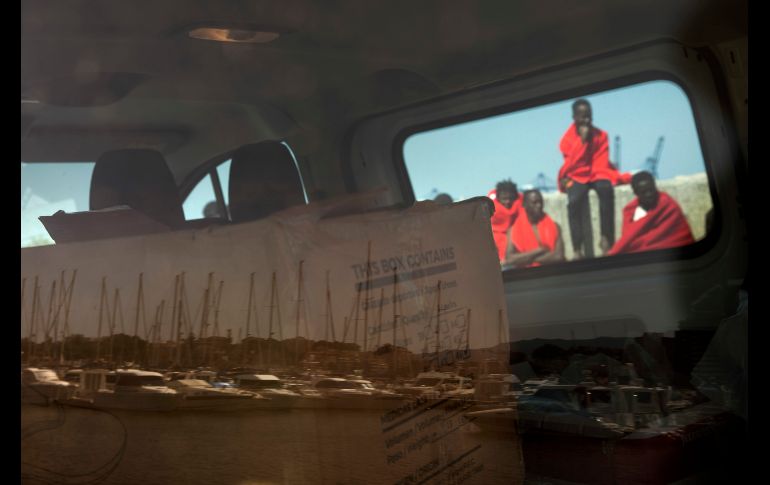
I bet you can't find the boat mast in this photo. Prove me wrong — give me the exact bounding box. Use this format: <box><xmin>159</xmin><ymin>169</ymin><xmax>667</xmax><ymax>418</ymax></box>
<box><xmin>295</xmin><ymin>260</ymin><xmax>304</xmax><ymax>363</ymax></box>
<box><xmin>170</xmin><ymin>274</ymin><xmax>180</xmax><ymax>343</ymax></box>
<box><xmin>466</xmin><ymin>309</ymin><xmax>471</xmax><ymax>355</ymax></box>
<box><xmin>108</xmin><ymin>287</ymin><xmax>120</xmax><ymax>366</ymax></box>
<box><xmin>376</xmin><ymin>287</ymin><xmax>385</xmax><ymax>349</ymax></box>
<box><xmin>246</xmin><ymin>272</ymin><xmax>255</xmax><ymax>340</ymax></box>
<box><xmin>213</xmin><ymin>280</ymin><xmax>224</xmax><ymax>337</ymax></box>
<box><xmin>21</xmin><ymin>278</ymin><xmax>27</xmax><ymax>364</ymax></box>
<box><xmin>133</xmin><ymin>273</ymin><xmax>144</xmax><ymax>364</ymax></box>
<box><xmin>152</xmin><ymin>300</ymin><xmax>165</xmax><ymax>367</ymax></box>
<box><xmin>246</xmin><ymin>272</ymin><xmax>260</xmax><ymax>367</ymax></box>
<box><xmin>324</xmin><ymin>271</ymin><xmax>336</xmax><ymax>342</ymax></box>
<box><xmin>60</xmin><ymin>270</ymin><xmax>77</xmax><ymax>365</ymax></box>
<box><xmin>197</xmin><ymin>272</ymin><xmax>214</xmax><ymax>365</ymax></box>
<box><xmin>343</xmin><ymin>282</ymin><xmax>361</xmax><ymax>345</ymax></box>
<box><xmin>48</xmin><ymin>271</ymin><xmax>71</xmax><ymax>364</ymax></box>
<box><xmin>498</xmin><ymin>309</ymin><xmax>506</xmax><ymax>367</ymax></box>
<box><xmin>174</xmin><ymin>272</ymin><xmax>186</xmax><ymax>368</ymax></box>
<box><xmin>150</xmin><ymin>303</ymin><xmax>159</xmax><ymax>368</ymax></box>
<box><xmin>352</xmin><ymin>282</ymin><xmax>361</xmax><ymax>350</ymax></box>
<box><xmin>118</xmin><ymin>289</ymin><xmax>127</xmax><ymax>363</ymax></box>
<box><xmin>21</xmin><ymin>277</ymin><xmax>26</xmax><ymax>328</ymax></box>
<box><xmin>391</xmin><ymin>266</ymin><xmax>398</xmax><ymax>377</ymax></box>
<box><xmin>241</xmin><ymin>272</ymin><xmax>255</xmax><ymax>363</ymax></box>
<box><xmin>48</xmin><ymin>277</ymin><xmax>63</xmax><ymax>363</ymax></box>
<box><xmin>267</xmin><ymin>271</ymin><xmax>276</xmax><ymax>369</ymax></box>
<box><xmin>95</xmin><ymin>277</ymin><xmax>106</xmax><ymax>362</ymax></box>
<box><xmin>277</xmin><ymin>272</ymin><xmax>287</xmax><ymax>367</ymax></box>
<box><xmin>401</xmin><ymin>310</ymin><xmax>413</xmax><ymax>376</ymax></box>
<box><xmin>341</xmin><ymin>316</ymin><xmax>349</xmax><ymax>343</ymax></box>
<box><xmin>179</xmin><ymin>272</ymin><xmax>195</xmax><ymax>368</ymax></box>
<box><xmin>363</xmin><ymin>241</ymin><xmax>372</xmax><ymax>354</ymax></box>
<box><xmin>201</xmin><ymin>272</ymin><xmax>214</xmax><ymax>340</ymax></box>
<box><xmin>28</xmin><ymin>277</ymin><xmax>39</xmax><ymax>363</ymax></box>
<box><xmin>434</xmin><ymin>280</ymin><xmax>442</xmax><ymax>369</ymax></box>
<box><xmin>211</xmin><ymin>280</ymin><xmax>224</xmax><ymax>368</ymax></box>
<box><xmin>51</xmin><ymin>273</ymin><xmax>64</xmax><ymax>362</ymax></box>
<box><xmin>44</xmin><ymin>279</ymin><xmax>56</xmax><ymax>361</ymax></box>
<box><xmin>54</xmin><ymin>271</ymin><xmax>66</xmax><ymax>363</ymax></box>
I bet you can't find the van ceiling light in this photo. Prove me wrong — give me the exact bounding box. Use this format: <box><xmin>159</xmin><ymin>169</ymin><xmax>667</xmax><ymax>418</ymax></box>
<box><xmin>188</xmin><ymin>27</ymin><xmax>280</xmax><ymax>44</ymax></box>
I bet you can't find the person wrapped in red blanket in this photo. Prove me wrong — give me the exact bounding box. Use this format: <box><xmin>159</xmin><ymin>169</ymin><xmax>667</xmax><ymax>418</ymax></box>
<box><xmin>504</xmin><ymin>189</ymin><xmax>564</xmax><ymax>268</ymax></box>
<box><xmin>559</xmin><ymin>99</ymin><xmax>632</xmax><ymax>258</ymax></box>
<box><xmin>488</xmin><ymin>180</ymin><xmax>522</xmax><ymax>262</ymax></box>
<box><xmin>608</xmin><ymin>171</ymin><xmax>694</xmax><ymax>256</ymax></box>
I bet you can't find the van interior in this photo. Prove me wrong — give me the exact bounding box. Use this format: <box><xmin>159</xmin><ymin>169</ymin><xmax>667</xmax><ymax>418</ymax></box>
<box><xmin>22</xmin><ymin>1</ymin><xmax>748</xmax><ymax>483</ymax></box>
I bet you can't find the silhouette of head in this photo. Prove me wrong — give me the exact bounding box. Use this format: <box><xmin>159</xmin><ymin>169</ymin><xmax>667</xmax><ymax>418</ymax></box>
<box><xmin>572</xmin><ymin>99</ymin><xmax>593</xmax><ymax>129</ymax></box>
<box><xmin>631</xmin><ymin>171</ymin><xmax>659</xmax><ymax>211</ymax></box>
<box><xmin>522</xmin><ymin>189</ymin><xmax>545</xmax><ymax>223</ymax></box>
<box><xmin>495</xmin><ymin>180</ymin><xmax>518</xmax><ymax>209</ymax></box>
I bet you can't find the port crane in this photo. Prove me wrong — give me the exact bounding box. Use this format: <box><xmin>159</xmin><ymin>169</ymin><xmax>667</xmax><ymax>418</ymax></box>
<box><xmin>531</xmin><ymin>172</ymin><xmax>557</xmax><ymax>192</ymax></box>
<box><xmin>645</xmin><ymin>136</ymin><xmax>665</xmax><ymax>179</ymax></box>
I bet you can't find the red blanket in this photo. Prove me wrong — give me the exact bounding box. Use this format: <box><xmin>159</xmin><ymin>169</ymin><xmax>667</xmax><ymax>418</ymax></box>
<box><xmin>558</xmin><ymin>123</ymin><xmax>631</xmax><ymax>191</ymax></box>
<box><xmin>608</xmin><ymin>192</ymin><xmax>695</xmax><ymax>255</ymax></box>
<box><xmin>510</xmin><ymin>210</ymin><xmax>559</xmax><ymax>267</ymax></box>
<box><xmin>488</xmin><ymin>189</ymin><xmax>521</xmax><ymax>261</ymax></box>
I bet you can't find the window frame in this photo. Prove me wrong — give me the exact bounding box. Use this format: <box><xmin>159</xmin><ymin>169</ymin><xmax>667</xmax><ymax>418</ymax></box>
<box><xmin>332</xmin><ymin>40</ymin><xmax>749</xmax><ymax>287</ymax></box>
<box><xmin>393</xmin><ymin>71</ymin><xmax>721</xmax><ymax>279</ymax></box>
<box><xmin>179</xmin><ymin>141</ymin><xmax>308</xmax><ymax>223</ymax></box>
<box><xmin>20</xmin><ymin>160</ymin><xmax>97</xmax><ymax>248</ymax></box>
<box><xmin>180</xmin><ymin>151</ymin><xmax>233</xmax><ymax>222</ymax></box>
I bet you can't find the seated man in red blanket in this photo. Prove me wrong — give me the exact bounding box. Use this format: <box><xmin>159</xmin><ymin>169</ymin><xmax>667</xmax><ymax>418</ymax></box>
<box><xmin>559</xmin><ymin>99</ymin><xmax>632</xmax><ymax>258</ymax></box>
<box><xmin>488</xmin><ymin>179</ymin><xmax>521</xmax><ymax>262</ymax></box>
<box><xmin>504</xmin><ymin>189</ymin><xmax>565</xmax><ymax>268</ymax></box>
<box><xmin>608</xmin><ymin>171</ymin><xmax>695</xmax><ymax>256</ymax></box>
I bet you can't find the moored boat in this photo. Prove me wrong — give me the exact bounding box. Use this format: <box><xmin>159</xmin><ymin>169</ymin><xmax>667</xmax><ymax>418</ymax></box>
<box><xmin>62</xmin><ymin>369</ymin><xmax>180</xmax><ymax>411</ymax></box>
<box><xmin>167</xmin><ymin>378</ymin><xmax>270</xmax><ymax>411</ymax></box>
<box><xmin>21</xmin><ymin>367</ymin><xmax>76</xmax><ymax>405</ymax></box>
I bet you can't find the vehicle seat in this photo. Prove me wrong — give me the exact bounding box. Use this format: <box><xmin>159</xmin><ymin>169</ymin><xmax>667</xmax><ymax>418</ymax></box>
<box><xmin>228</xmin><ymin>141</ymin><xmax>306</xmax><ymax>223</ymax></box>
<box><xmin>90</xmin><ymin>148</ymin><xmax>185</xmax><ymax>229</ymax></box>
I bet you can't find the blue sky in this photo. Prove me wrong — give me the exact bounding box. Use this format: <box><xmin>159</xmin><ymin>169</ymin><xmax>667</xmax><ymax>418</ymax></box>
<box><xmin>403</xmin><ymin>80</ymin><xmax>706</xmax><ymax>201</ymax></box>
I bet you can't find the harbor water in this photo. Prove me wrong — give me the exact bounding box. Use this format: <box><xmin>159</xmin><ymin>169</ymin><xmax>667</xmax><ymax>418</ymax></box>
<box><xmin>21</xmin><ymin>403</ymin><xmax>524</xmax><ymax>485</ymax></box>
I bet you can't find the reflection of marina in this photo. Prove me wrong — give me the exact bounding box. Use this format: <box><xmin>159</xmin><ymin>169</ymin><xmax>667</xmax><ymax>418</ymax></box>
<box><xmin>21</xmin><ymin>398</ymin><xmax>525</xmax><ymax>484</ymax></box>
<box><xmin>234</xmin><ymin>374</ymin><xmax>304</xmax><ymax>409</ymax></box>
<box><xmin>22</xmin><ymin>319</ymin><xmax>743</xmax><ymax>485</ymax></box>
<box><xmin>21</xmin><ymin>232</ymin><xmax>489</xmax><ymax>368</ymax></box>
<box><xmin>63</xmin><ymin>369</ymin><xmax>179</xmax><ymax>412</ymax></box>
<box><xmin>22</xmin><ymin>344</ymin><xmax>745</xmax><ymax>485</ymax></box>
<box><xmin>395</xmin><ymin>371</ymin><xmax>473</xmax><ymax>399</ymax></box>
<box><xmin>300</xmin><ymin>377</ymin><xmax>407</xmax><ymax>410</ymax></box>
<box><xmin>21</xmin><ymin>367</ymin><xmax>76</xmax><ymax>405</ymax></box>
<box><xmin>167</xmin><ymin>379</ymin><xmax>270</xmax><ymax>411</ymax></box>
<box><xmin>465</xmin><ymin>380</ymin><xmax>746</xmax><ymax>485</ymax></box>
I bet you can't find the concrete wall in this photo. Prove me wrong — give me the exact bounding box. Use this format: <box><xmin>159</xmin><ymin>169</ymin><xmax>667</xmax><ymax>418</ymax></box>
<box><xmin>540</xmin><ymin>173</ymin><xmax>712</xmax><ymax>260</ymax></box>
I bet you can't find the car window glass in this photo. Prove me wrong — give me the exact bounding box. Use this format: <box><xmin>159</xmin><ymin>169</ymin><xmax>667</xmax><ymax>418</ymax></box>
<box><xmin>182</xmin><ymin>173</ymin><xmax>217</xmax><ymax>220</ymax></box>
<box><xmin>21</xmin><ymin>161</ymin><xmax>95</xmax><ymax>248</ymax></box>
<box><xmin>216</xmin><ymin>159</ymin><xmax>231</xmax><ymax>207</ymax></box>
<box><xmin>403</xmin><ymin>80</ymin><xmax>711</xmax><ymax>266</ymax></box>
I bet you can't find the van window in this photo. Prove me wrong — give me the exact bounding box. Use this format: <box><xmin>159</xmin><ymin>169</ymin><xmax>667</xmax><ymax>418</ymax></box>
<box><xmin>181</xmin><ymin>141</ymin><xmax>306</xmax><ymax>222</ymax></box>
<box><xmin>216</xmin><ymin>159</ymin><xmax>232</xmax><ymax>206</ymax></box>
<box><xmin>21</xmin><ymin>161</ymin><xmax>95</xmax><ymax>248</ymax></box>
<box><xmin>182</xmin><ymin>173</ymin><xmax>218</xmax><ymax>220</ymax></box>
<box><xmin>403</xmin><ymin>80</ymin><xmax>712</xmax><ymax>267</ymax></box>
<box><xmin>182</xmin><ymin>158</ymin><xmax>232</xmax><ymax>221</ymax></box>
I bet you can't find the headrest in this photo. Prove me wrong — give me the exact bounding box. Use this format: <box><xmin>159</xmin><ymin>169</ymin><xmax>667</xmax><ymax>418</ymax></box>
<box><xmin>90</xmin><ymin>148</ymin><xmax>184</xmax><ymax>229</ymax></box>
<box><xmin>228</xmin><ymin>141</ymin><xmax>306</xmax><ymax>223</ymax></box>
